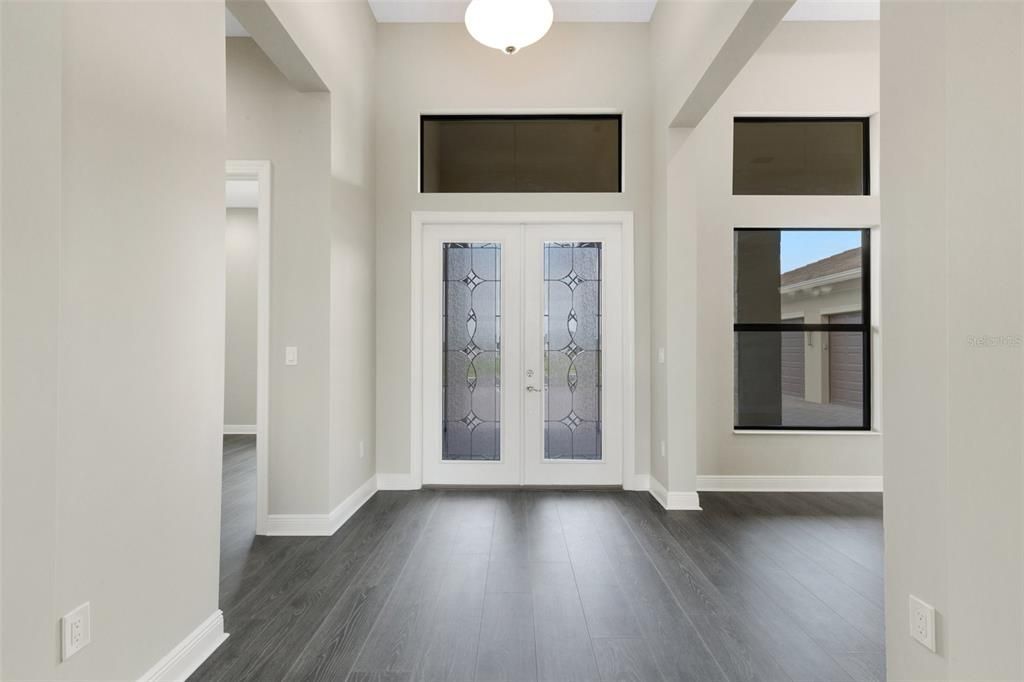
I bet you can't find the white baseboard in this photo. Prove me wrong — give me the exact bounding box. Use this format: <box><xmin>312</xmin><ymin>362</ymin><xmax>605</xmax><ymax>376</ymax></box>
<box><xmin>265</xmin><ymin>475</ymin><xmax>377</xmax><ymax>536</ymax></box>
<box><xmin>223</xmin><ymin>424</ymin><xmax>256</xmax><ymax>435</ymax></box>
<box><xmin>138</xmin><ymin>610</ymin><xmax>227</xmax><ymax>682</ymax></box>
<box><xmin>376</xmin><ymin>473</ymin><xmax>421</xmax><ymax>490</ymax></box>
<box><xmin>648</xmin><ymin>476</ymin><xmax>702</xmax><ymax>511</ymax></box>
<box><xmin>697</xmin><ymin>475</ymin><xmax>883</xmax><ymax>492</ymax></box>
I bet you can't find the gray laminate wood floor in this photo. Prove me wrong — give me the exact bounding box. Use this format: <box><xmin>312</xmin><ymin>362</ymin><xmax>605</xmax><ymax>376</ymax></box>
<box><xmin>218</xmin><ymin>434</ymin><xmax>258</xmax><ymax>598</ymax></box>
<box><xmin>196</xmin><ymin>445</ymin><xmax>885</xmax><ymax>681</ymax></box>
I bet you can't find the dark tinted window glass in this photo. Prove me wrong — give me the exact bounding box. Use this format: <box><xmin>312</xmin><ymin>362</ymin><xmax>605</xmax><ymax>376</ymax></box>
<box><xmin>735</xmin><ymin>331</ymin><xmax>866</xmax><ymax>429</ymax></box>
<box><xmin>734</xmin><ymin>228</ymin><xmax>871</xmax><ymax>430</ymax></box>
<box><xmin>735</xmin><ymin>229</ymin><xmax>865</xmax><ymax>324</ymax></box>
<box><xmin>421</xmin><ymin>116</ymin><xmax>621</xmax><ymax>193</ymax></box>
<box><xmin>733</xmin><ymin>118</ymin><xmax>869</xmax><ymax>195</ymax></box>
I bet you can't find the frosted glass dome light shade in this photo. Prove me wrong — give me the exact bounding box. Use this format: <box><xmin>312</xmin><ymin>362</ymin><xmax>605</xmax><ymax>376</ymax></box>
<box><xmin>464</xmin><ymin>0</ymin><xmax>554</xmax><ymax>55</ymax></box>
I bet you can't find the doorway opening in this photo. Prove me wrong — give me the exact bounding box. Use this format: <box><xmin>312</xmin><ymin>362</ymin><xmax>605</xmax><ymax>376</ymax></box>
<box><xmin>412</xmin><ymin>212</ymin><xmax>637</xmax><ymax>488</ymax></box>
<box><xmin>221</xmin><ymin>161</ymin><xmax>270</xmax><ymax>592</ymax></box>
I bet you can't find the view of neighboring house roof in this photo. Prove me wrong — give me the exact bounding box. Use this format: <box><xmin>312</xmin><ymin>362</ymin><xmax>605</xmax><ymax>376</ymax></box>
<box><xmin>781</xmin><ymin>247</ymin><xmax>861</xmax><ymax>287</ymax></box>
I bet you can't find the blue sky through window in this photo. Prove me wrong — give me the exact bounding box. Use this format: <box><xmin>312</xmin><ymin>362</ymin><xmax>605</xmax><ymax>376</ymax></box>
<box><xmin>780</xmin><ymin>230</ymin><xmax>861</xmax><ymax>273</ymax></box>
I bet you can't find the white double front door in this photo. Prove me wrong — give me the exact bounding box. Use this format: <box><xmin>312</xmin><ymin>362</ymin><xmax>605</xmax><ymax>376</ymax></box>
<box><xmin>421</xmin><ymin>220</ymin><xmax>626</xmax><ymax>486</ymax></box>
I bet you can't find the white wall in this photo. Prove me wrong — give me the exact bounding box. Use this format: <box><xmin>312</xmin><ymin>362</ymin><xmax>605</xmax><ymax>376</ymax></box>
<box><xmin>226</xmin><ymin>36</ymin><xmax>333</xmax><ymax>515</ymax></box>
<box><xmin>882</xmin><ymin>1</ymin><xmax>1023</xmax><ymax>678</ymax></box>
<box><xmin>373</xmin><ymin>22</ymin><xmax>653</xmax><ymax>481</ymax></box>
<box><xmin>225</xmin><ymin>207</ymin><xmax>259</xmax><ymax>427</ymax></box>
<box><xmin>2</xmin><ymin>2</ymin><xmax>225</xmax><ymax>678</ymax></box>
<box><xmin>691</xmin><ymin>21</ymin><xmax>882</xmax><ymax>480</ymax></box>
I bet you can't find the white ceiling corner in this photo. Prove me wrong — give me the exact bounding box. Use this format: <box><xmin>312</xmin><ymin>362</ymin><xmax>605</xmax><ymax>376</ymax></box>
<box><xmin>783</xmin><ymin>0</ymin><xmax>879</xmax><ymax>22</ymax></box>
<box><xmin>367</xmin><ymin>0</ymin><xmax>658</xmax><ymax>24</ymax></box>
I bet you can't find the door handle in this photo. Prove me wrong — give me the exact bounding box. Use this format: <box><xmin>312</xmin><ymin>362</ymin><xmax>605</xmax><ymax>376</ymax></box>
<box><xmin>526</xmin><ymin>386</ymin><xmax>541</xmax><ymax>393</ymax></box>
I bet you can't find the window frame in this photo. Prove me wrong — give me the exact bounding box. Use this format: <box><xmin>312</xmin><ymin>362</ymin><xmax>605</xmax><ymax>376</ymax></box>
<box><xmin>733</xmin><ymin>227</ymin><xmax>872</xmax><ymax>432</ymax></box>
<box><xmin>419</xmin><ymin>113</ymin><xmax>624</xmax><ymax>194</ymax></box>
<box><xmin>733</xmin><ymin>116</ymin><xmax>871</xmax><ymax>196</ymax></box>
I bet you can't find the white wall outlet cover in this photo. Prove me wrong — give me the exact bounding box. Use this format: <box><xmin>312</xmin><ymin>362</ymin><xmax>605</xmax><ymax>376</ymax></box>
<box><xmin>285</xmin><ymin>346</ymin><xmax>298</xmax><ymax>366</ymax></box>
<box><xmin>909</xmin><ymin>595</ymin><xmax>936</xmax><ymax>652</ymax></box>
<box><xmin>62</xmin><ymin>602</ymin><xmax>91</xmax><ymax>661</ymax></box>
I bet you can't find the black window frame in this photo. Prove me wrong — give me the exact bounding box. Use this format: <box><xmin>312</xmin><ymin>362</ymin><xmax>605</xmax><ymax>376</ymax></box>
<box><xmin>419</xmin><ymin>113</ymin><xmax>624</xmax><ymax>194</ymax></box>
<box><xmin>733</xmin><ymin>116</ymin><xmax>871</xmax><ymax>196</ymax></box>
<box><xmin>733</xmin><ymin>227</ymin><xmax>872</xmax><ymax>431</ymax></box>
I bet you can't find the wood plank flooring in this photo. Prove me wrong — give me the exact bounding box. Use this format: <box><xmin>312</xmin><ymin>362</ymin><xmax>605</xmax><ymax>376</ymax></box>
<box><xmin>218</xmin><ymin>434</ymin><xmax>258</xmax><ymax>606</ymax></box>
<box><xmin>195</xmin><ymin>446</ymin><xmax>885</xmax><ymax>681</ymax></box>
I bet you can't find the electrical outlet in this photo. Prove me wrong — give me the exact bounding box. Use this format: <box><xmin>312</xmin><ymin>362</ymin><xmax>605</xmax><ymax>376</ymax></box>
<box><xmin>909</xmin><ymin>595</ymin><xmax>936</xmax><ymax>652</ymax></box>
<box><xmin>61</xmin><ymin>602</ymin><xmax>91</xmax><ymax>661</ymax></box>
<box><xmin>359</xmin><ymin>440</ymin><xmax>365</xmax><ymax>458</ymax></box>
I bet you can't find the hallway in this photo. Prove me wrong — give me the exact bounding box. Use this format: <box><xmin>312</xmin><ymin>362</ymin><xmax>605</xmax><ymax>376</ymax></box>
<box><xmin>196</xmin><ymin>486</ymin><xmax>884</xmax><ymax>681</ymax></box>
<box><xmin>219</xmin><ymin>435</ymin><xmax>257</xmax><ymax>603</ymax></box>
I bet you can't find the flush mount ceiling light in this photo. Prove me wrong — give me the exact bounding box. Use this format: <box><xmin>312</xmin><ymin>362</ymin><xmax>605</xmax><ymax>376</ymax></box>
<box><xmin>464</xmin><ymin>0</ymin><xmax>554</xmax><ymax>55</ymax></box>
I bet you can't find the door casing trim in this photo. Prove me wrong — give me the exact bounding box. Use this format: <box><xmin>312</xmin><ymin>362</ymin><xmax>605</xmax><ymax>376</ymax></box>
<box><xmin>409</xmin><ymin>211</ymin><xmax>637</xmax><ymax>489</ymax></box>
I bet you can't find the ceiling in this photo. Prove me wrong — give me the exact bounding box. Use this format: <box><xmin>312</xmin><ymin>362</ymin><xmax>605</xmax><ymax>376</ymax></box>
<box><xmin>368</xmin><ymin>0</ymin><xmax>658</xmax><ymax>23</ymax></box>
<box><xmin>367</xmin><ymin>0</ymin><xmax>878</xmax><ymax>23</ymax></box>
<box><xmin>228</xmin><ymin>1</ymin><xmax>877</xmax><ymax>38</ymax></box>
<box><xmin>784</xmin><ymin>0</ymin><xmax>878</xmax><ymax>21</ymax></box>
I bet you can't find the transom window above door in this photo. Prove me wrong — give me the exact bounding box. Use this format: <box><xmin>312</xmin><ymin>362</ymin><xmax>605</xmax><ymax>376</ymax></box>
<box><xmin>420</xmin><ymin>115</ymin><xmax>622</xmax><ymax>193</ymax></box>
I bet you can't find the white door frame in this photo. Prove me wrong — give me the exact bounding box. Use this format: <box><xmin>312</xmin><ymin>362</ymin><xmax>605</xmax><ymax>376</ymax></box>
<box><xmin>226</xmin><ymin>160</ymin><xmax>271</xmax><ymax>534</ymax></box>
<box><xmin>410</xmin><ymin>211</ymin><xmax>637</xmax><ymax>489</ymax></box>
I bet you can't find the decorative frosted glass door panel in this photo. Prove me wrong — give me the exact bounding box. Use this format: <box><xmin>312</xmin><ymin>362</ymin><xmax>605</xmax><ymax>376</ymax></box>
<box><xmin>524</xmin><ymin>226</ymin><xmax>623</xmax><ymax>486</ymax></box>
<box><xmin>543</xmin><ymin>242</ymin><xmax>603</xmax><ymax>461</ymax></box>
<box><xmin>442</xmin><ymin>243</ymin><xmax>502</xmax><ymax>461</ymax></box>
<box><xmin>422</xmin><ymin>227</ymin><xmax>522</xmax><ymax>485</ymax></box>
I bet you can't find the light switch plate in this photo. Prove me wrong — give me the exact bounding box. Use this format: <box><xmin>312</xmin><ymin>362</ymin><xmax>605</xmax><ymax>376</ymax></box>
<box><xmin>285</xmin><ymin>346</ymin><xmax>298</xmax><ymax>366</ymax></box>
<box><xmin>62</xmin><ymin>602</ymin><xmax>91</xmax><ymax>661</ymax></box>
<box><xmin>909</xmin><ymin>595</ymin><xmax>936</xmax><ymax>652</ymax></box>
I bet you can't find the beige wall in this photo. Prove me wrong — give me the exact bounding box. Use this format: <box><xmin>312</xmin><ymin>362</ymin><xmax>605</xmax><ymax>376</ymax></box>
<box><xmin>264</xmin><ymin>0</ymin><xmax>379</xmax><ymax>510</ymax></box>
<box><xmin>0</xmin><ymin>4</ymin><xmax>5</xmax><ymax>672</ymax></box>
<box><xmin>373</xmin><ymin>22</ymin><xmax>653</xmax><ymax>479</ymax></box>
<box><xmin>227</xmin><ymin>36</ymin><xmax>332</xmax><ymax>515</ymax></box>
<box><xmin>225</xmin><ymin>207</ymin><xmax>259</xmax><ymax>427</ymax></box>
<box><xmin>681</xmin><ymin>21</ymin><xmax>883</xmax><ymax>479</ymax></box>
<box><xmin>882</xmin><ymin>1</ymin><xmax>1023</xmax><ymax>678</ymax></box>
<box><xmin>1</xmin><ymin>5</ymin><xmax>61</xmax><ymax>676</ymax></box>
<box><xmin>648</xmin><ymin>0</ymin><xmax>755</xmax><ymax>493</ymax></box>
<box><xmin>2</xmin><ymin>3</ymin><xmax>225</xmax><ymax>678</ymax></box>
